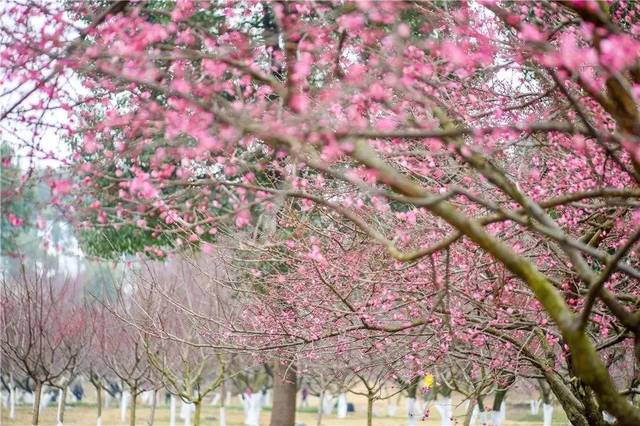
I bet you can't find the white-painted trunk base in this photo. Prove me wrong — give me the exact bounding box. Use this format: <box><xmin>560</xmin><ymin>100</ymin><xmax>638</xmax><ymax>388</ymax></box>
<box><xmin>180</xmin><ymin>401</ymin><xmax>195</xmax><ymax>426</ymax></box>
<box><xmin>337</xmin><ymin>393</ymin><xmax>347</xmax><ymax>418</ymax></box>
<box><xmin>406</xmin><ymin>397</ymin><xmax>418</xmax><ymax>426</ymax></box>
<box><xmin>321</xmin><ymin>393</ymin><xmax>333</xmax><ymax>415</ymax></box>
<box><xmin>169</xmin><ymin>395</ymin><xmax>177</xmax><ymax>426</ymax></box>
<box><xmin>97</xmin><ymin>416</ymin><xmax>102</xmax><ymax>426</ymax></box>
<box><xmin>469</xmin><ymin>404</ymin><xmax>479</xmax><ymax>426</ymax></box>
<box><xmin>241</xmin><ymin>394</ymin><xmax>249</xmax><ymax>418</ymax></box>
<box><xmin>10</xmin><ymin>387</ymin><xmax>16</xmax><ymax>420</ymax></box>
<box><xmin>140</xmin><ymin>391</ymin><xmax>151</xmax><ymax>406</ymax></box>
<box><xmin>40</xmin><ymin>389</ymin><xmax>53</xmax><ymax>410</ymax></box>
<box><xmin>530</xmin><ymin>399</ymin><xmax>541</xmax><ymax>415</ymax></box>
<box><xmin>434</xmin><ymin>397</ymin><xmax>452</xmax><ymax>426</ymax></box>
<box><xmin>386</xmin><ymin>404</ymin><xmax>398</xmax><ymax>417</ymax></box>
<box><xmin>542</xmin><ymin>403</ymin><xmax>553</xmax><ymax>426</ymax></box>
<box><xmin>243</xmin><ymin>393</ymin><xmax>263</xmax><ymax>426</ymax></box>
<box><xmin>219</xmin><ymin>406</ymin><xmax>226</xmax><ymax>426</ymax></box>
<box><xmin>120</xmin><ymin>391</ymin><xmax>129</xmax><ymax>423</ymax></box>
<box><xmin>56</xmin><ymin>388</ymin><xmax>65</xmax><ymax>424</ymax></box>
<box><xmin>491</xmin><ymin>410</ymin><xmax>502</xmax><ymax>426</ymax></box>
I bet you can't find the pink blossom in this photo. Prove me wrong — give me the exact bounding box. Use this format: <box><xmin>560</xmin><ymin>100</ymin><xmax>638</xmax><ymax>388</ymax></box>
<box><xmin>321</xmin><ymin>141</ymin><xmax>344</xmax><ymax>162</ymax></box>
<box><xmin>203</xmin><ymin>59</ymin><xmax>227</xmax><ymax>79</ymax></box>
<box><xmin>50</xmin><ymin>179</ymin><xmax>72</xmax><ymax>196</ymax></box>
<box><xmin>171</xmin><ymin>0</ymin><xmax>195</xmax><ymax>22</ymax></box>
<box><xmin>397</xmin><ymin>23</ymin><xmax>411</xmax><ymax>38</ymax></box>
<box><xmin>307</xmin><ymin>245</ymin><xmax>326</xmax><ymax>264</ymax></box>
<box><xmin>129</xmin><ymin>173</ymin><xmax>158</xmax><ymax>199</ymax></box>
<box><xmin>288</xmin><ymin>93</ymin><xmax>309</xmax><ymax>113</ymax></box>
<box><xmin>600</xmin><ymin>35</ymin><xmax>638</xmax><ymax>72</ymax></box>
<box><xmin>519</xmin><ymin>24</ymin><xmax>545</xmax><ymax>42</ymax></box>
<box><xmin>6</xmin><ymin>213</ymin><xmax>23</xmax><ymax>227</ymax></box>
<box><xmin>235</xmin><ymin>209</ymin><xmax>251</xmax><ymax>228</ymax></box>
<box><xmin>338</xmin><ymin>14</ymin><xmax>365</xmax><ymax>32</ymax></box>
<box><xmin>171</xmin><ymin>78</ymin><xmax>190</xmax><ymax>94</ymax></box>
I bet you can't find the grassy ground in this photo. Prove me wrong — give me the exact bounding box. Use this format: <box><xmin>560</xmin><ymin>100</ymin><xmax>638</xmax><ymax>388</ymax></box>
<box><xmin>0</xmin><ymin>399</ymin><xmax>570</xmax><ymax>425</ymax></box>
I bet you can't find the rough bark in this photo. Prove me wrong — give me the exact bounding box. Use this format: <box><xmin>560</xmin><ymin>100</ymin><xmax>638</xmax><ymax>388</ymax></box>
<box><xmin>32</xmin><ymin>380</ymin><xmax>42</xmax><ymax>426</ymax></box>
<box><xmin>579</xmin><ymin>386</ymin><xmax>607</xmax><ymax>426</ymax></box>
<box><xmin>463</xmin><ymin>399</ymin><xmax>476</xmax><ymax>426</ymax></box>
<box><xmin>129</xmin><ymin>386</ymin><xmax>137</xmax><ymax>426</ymax></box>
<box><xmin>538</xmin><ymin>379</ymin><xmax>552</xmax><ymax>404</ymax></box>
<box><xmin>194</xmin><ymin>400</ymin><xmax>201</xmax><ymax>426</ymax></box>
<box><xmin>542</xmin><ymin>370</ymin><xmax>589</xmax><ymax>426</ymax></box>
<box><xmin>406</xmin><ymin>377</ymin><xmax>419</xmax><ymax>399</ymax></box>
<box><xmin>270</xmin><ymin>360</ymin><xmax>297</xmax><ymax>426</ymax></box>
<box><xmin>219</xmin><ymin>379</ymin><xmax>227</xmax><ymax>426</ymax></box>
<box><xmin>492</xmin><ymin>389</ymin><xmax>507</xmax><ymax>412</ymax></box>
<box><xmin>95</xmin><ymin>385</ymin><xmax>102</xmax><ymax>426</ymax></box>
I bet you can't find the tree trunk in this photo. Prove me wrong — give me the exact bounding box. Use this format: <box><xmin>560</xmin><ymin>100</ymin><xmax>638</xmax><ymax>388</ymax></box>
<box><xmin>316</xmin><ymin>390</ymin><xmax>324</xmax><ymax>426</ymax></box>
<box><xmin>367</xmin><ymin>394</ymin><xmax>373</xmax><ymax>426</ymax></box>
<box><xmin>541</xmin><ymin>369</ymin><xmax>589</xmax><ymax>426</ymax></box>
<box><xmin>270</xmin><ymin>360</ymin><xmax>297</xmax><ymax>426</ymax></box>
<box><xmin>57</xmin><ymin>385</ymin><xmax>68</xmax><ymax>425</ymax></box>
<box><xmin>566</xmin><ymin>354</ymin><xmax>607</xmax><ymax>426</ymax></box>
<box><xmin>120</xmin><ymin>389</ymin><xmax>128</xmax><ymax>423</ymax></box>
<box><xmin>96</xmin><ymin>385</ymin><xmax>103</xmax><ymax>426</ymax></box>
<box><xmin>337</xmin><ymin>393</ymin><xmax>348</xmax><ymax>418</ymax></box>
<box><xmin>538</xmin><ymin>379</ymin><xmax>552</xmax><ymax>404</ymax></box>
<box><xmin>477</xmin><ymin>396</ymin><xmax>488</xmax><ymax>425</ymax></box>
<box><xmin>492</xmin><ymin>389</ymin><xmax>507</xmax><ymax>412</ymax></box>
<box><xmin>463</xmin><ymin>399</ymin><xmax>476</xmax><ymax>426</ymax></box>
<box><xmin>543</xmin><ymin>403</ymin><xmax>554</xmax><ymax>426</ymax></box>
<box><xmin>170</xmin><ymin>394</ymin><xmax>177</xmax><ymax>426</ymax></box>
<box><xmin>582</xmin><ymin>386</ymin><xmax>608</xmax><ymax>426</ymax></box>
<box><xmin>9</xmin><ymin>376</ymin><xmax>16</xmax><ymax>420</ymax></box>
<box><xmin>129</xmin><ymin>386</ymin><xmax>137</xmax><ymax>426</ymax></box>
<box><xmin>406</xmin><ymin>397</ymin><xmax>418</xmax><ymax>426</ymax></box>
<box><xmin>491</xmin><ymin>389</ymin><xmax>507</xmax><ymax>426</ymax></box>
<box><xmin>219</xmin><ymin>380</ymin><xmax>226</xmax><ymax>426</ymax></box>
<box><xmin>148</xmin><ymin>389</ymin><xmax>157</xmax><ymax>426</ymax></box>
<box><xmin>193</xmin><ymin>400</ymin><xmax>201</xmax><ymax>426</ymax></box>
<box><xmin>32</xmin><ymin>380</ymin><xmax>43</xmax><ymax>426</ymax></box>
<box><xmin>435</xmin><ymin>396</ymin><xmax>453</xmax><ymax>426</ymax></box>
<box><xmin>579</xmin><ymin>386</ymin><xmax>607</xmax><ymax>426</ymax></box>
<box><xmin>406</xmin><ymin>377</ymin><xmax>419</xmax><ymax>399</ymax></box>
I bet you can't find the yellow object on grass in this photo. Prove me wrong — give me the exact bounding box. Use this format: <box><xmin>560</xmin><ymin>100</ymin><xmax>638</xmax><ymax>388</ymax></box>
<box><xmin>423</xmin><ymin>374</ymin><xmax>434</xmax><ymax>389</ymax></box>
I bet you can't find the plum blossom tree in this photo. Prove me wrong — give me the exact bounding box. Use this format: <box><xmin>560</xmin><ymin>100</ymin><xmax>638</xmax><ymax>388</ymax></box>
<box><xmin>299</xmin><ymin>362</ymin><xmax>355</xmax><ymax>426</ymax></box>
<box><xmin>125</xmin><ymin>257</ymin><xmax>228</xmax><ymax>426</ymax></box>
<box><xmin>0</xmin><ymin>265</ymin><xmax>89</xmax><ymax>426</ymax></box>
<box><xmin>96</xmin><ymin>310</ymin><xmax>155</xmax><ymax>426</ymax></box>
<box><xmin>3</xmin><ymin>1</ymin><xmax>640</xmax><ymax>424</ymax></box>
<box><xmin>86</xmin><ymin>303</ymin><xmax>127</xmax><ymax>426</ymax></box>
